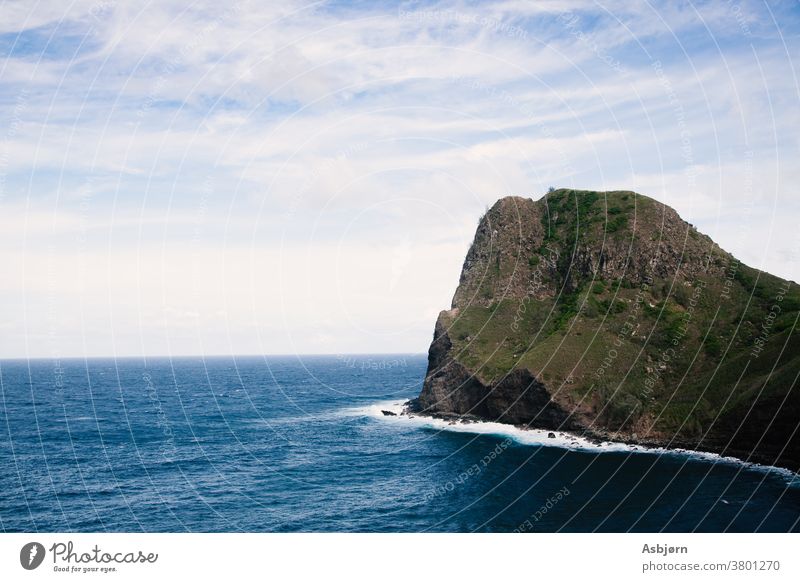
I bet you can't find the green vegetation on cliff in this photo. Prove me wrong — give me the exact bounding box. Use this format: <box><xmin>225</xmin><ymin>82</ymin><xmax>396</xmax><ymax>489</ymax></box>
<box><xmin>419</xmin><ymin>189</ymin><xmax>800</xmax><ymax>468</ymax></box>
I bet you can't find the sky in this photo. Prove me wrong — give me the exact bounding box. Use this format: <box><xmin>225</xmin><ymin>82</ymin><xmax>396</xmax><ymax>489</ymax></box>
<box><xmin>0</xmin><ymin>0</ymin><xmax>798</xmax><ymax>359</ymax></box>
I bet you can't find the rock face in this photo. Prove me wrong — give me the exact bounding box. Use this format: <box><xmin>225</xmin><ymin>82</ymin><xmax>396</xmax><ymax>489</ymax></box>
<box><xmin>414</xmin><ymin>190</ymin><xmax>800</xmax><ymax>471</ymax></box>
<box><xmin>420</xmin><ymin>310</ymin><xmax>578</xmax><ymax>428</ymax></box>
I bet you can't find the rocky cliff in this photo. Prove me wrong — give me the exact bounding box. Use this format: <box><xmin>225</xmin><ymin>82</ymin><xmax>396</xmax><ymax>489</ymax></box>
<box><xmin>414</xmin><ymin>189</ymin><xmax>800</xmax><ymax>471</ymax></box>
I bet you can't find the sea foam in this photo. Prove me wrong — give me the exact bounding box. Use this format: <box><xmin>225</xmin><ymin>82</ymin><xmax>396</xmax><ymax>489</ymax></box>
<box><xmin>349</xmin><ymin>400</ymin><xmax>800</xmax><ymax>483</ymax></box>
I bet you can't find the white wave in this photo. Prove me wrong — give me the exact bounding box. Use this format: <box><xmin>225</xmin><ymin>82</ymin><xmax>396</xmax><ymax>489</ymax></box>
<box><xmin>352</xmin><ymin>400</ymin><xmax>800</xmax><ymax>482</ymax></box>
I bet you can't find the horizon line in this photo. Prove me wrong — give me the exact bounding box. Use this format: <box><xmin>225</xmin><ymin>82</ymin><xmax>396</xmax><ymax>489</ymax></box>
<box><xmin>0</xmin><ymin>351</ymin><xmax>429</xmax><ymax>363</ymax></box>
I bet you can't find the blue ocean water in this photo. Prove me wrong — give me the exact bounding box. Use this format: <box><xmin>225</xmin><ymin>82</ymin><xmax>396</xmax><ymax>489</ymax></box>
<box><xmin>0</xmin><ymin>355</ymin><xmax>798</xmax><ymax>532</ymax></box>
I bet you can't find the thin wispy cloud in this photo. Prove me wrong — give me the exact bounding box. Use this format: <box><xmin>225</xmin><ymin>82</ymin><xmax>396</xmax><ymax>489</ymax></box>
<box><xmin>1</xmin><ymin>0</ymin><xmax>798</xmax><ymax>358</ymax></box>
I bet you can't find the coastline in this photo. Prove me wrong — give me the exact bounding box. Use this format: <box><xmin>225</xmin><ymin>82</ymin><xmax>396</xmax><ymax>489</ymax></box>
<box><xmin>362</xmin><ymin>399</ymin><xmax>800</xmax><ymax>483</ymax></box>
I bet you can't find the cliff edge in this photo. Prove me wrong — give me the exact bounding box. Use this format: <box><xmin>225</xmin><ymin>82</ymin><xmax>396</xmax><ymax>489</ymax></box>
<box><xmin>414</xmin><ymin>189</ymin><xmax>800</xmax><ymax>470</ymax></box>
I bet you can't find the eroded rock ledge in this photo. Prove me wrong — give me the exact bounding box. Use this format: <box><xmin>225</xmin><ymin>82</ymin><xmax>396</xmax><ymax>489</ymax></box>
<box><xmin>412</xmin><ymin>190</ymin><xmax>800</xmax><ymax>471</ymax></box>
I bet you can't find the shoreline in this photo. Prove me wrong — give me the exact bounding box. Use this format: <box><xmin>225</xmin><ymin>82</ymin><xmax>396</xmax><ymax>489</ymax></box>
<box><xmin>360</xmin><ymin>399</ymin><xmax>800</xmax><ymax>482</ymax></box>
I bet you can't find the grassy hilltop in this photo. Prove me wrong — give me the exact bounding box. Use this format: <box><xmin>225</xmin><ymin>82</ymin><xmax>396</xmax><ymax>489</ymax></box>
<box><xmin>416</xmin><ymin>189</ymin><xmax>800</xmax><ymax>469</ymax></box>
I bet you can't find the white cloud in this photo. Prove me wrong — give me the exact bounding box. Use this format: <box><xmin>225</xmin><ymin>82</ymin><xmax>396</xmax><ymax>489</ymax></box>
<box><xmin>0</xmin><ymin>0</ymin><xmax>798</xmax><ymax>357</ymax></box>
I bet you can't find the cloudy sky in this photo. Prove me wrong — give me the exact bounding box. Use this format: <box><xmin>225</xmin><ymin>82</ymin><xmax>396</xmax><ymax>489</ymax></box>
<box><xmin>1</xmin><ymin>0</ymin><xmax>798</xmax><ymax>359</ymax></box>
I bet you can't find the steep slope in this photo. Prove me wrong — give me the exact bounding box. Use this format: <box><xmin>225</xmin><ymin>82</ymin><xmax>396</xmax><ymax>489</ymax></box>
<box><xmin>415</xmin><ymin>189</ymin><xmax>800</xmax><ymax>470</ymax></box>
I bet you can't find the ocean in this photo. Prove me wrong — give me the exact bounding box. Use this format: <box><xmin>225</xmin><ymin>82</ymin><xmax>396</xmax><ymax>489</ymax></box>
<box><xmin>0</xmin><ymin>354</ymin><xmax>798</xmax><ymax>532</ymax></box>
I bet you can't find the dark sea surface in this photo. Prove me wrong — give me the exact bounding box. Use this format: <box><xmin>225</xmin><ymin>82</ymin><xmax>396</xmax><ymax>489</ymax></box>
<box><xmin>0</xmin><ymin>355</ymin><xmax>798</xmax><ymax>532</ymax></box>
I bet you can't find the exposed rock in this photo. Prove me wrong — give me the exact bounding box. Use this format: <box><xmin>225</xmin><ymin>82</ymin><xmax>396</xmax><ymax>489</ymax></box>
<box><xmin>416</xmin><ymin>189</ymin><xmax>800</xmax><ymax>471</ymax></box>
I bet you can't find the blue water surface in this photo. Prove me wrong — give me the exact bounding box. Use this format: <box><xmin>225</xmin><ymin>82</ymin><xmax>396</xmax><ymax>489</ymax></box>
<box><xmin>0</xmin><ymin>355</ymin><xmax>798</xmax><ymax>532</ymax></box>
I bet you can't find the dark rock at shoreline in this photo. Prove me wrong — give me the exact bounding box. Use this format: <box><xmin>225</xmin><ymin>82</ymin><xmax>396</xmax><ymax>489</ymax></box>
<box><xmin>415</xmin><ymin>190</ymin><xmax>800</xmax><ymax>471</ymax></box>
